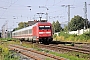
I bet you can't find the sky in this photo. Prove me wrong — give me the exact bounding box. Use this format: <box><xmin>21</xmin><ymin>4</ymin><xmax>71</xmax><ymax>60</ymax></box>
<box><xmin>0</xmin><ymin>0</ymin><xmax>90</xmax><ymax>31</ymax></box>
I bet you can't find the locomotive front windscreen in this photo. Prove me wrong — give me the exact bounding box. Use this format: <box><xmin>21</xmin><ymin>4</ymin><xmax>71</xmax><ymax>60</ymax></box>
<box><xmin>39</xmin><ymin>26</ymin><xmax>51</xmax><ymax>30</ymax></box>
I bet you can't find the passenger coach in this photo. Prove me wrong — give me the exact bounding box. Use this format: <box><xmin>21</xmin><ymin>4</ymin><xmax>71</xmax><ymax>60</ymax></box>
<box><xmin>12</xmin><ymin>22</ymin><xmax>53</xmax><ymax>43</ymax></box>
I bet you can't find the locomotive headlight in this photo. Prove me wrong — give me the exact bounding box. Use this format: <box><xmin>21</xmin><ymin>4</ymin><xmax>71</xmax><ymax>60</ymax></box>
<box><xmin>37</xmin><ymin>37</ymin><xmax>39</xmax><ymax>38</ymax></box>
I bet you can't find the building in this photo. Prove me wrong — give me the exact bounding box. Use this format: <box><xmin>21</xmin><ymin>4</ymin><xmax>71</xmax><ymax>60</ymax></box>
<box><xmin>28</xmin><ymin>20</ymin><xmax>47</xmax><ymax>26</ymax></box>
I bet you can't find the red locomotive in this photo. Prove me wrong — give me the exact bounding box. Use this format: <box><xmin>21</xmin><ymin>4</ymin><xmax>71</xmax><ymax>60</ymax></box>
<box><xmin>12</xmin><ymin>22</ymin><xmax>53</xmax><ymax>43</ymax></box>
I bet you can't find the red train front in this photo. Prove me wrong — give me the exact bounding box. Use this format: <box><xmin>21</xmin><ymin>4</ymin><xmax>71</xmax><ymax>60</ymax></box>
<box><xmin>33</xmin><ymin>22</ymin><xmax>53</xmax><ymax>43</ymax></box>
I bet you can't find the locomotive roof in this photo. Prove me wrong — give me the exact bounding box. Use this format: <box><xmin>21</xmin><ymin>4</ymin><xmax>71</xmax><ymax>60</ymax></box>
<box><xmin>12</xmin><ymin>22</ymin><xmax>51</xmax><ymax>33</ymax></box>
<box><xmin>38</xmin><ymin>22</ymin><xmax>50</xmax><ymax>24</ymax></box>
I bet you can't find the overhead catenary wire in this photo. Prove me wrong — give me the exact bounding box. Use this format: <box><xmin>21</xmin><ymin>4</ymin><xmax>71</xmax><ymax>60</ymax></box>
<box><xmin>53</xmin><ymin>0</ymin><xmax>55</xmax><ymax>6</ymax></box>
<box><xmin>0</xmin><ymin>0</ymin><xmax>19</xmax><ymax>18</ymax></box>
<box><xmin>48</xmin><ymin>0</ymin><xmax>66</xmax><ymax>8</ymax></box>
<box><xmin>0</xmin><ymin>0</ymin><xmax>11</xmax><ymax>4</ymax></box>
<box><xmin>45</xmin><ymin>0</ymin><xmax>48</xmax><ymax>6</ymax></box>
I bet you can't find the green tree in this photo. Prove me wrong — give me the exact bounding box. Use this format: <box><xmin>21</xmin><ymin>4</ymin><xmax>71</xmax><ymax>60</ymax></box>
<box><xmin>68</xmin><ymin>15</ymin><xmax>90</xmax><ymax>31</ymax></box>
<box><xmin>13</xmin><ymin>22</ymin><xmax>28</xmax><ymax>31</ymax></box>
<box><xmin>18</xmin><ymin>22</ymin><xmax>28</xmax><ymax>29</ymax></box>
<box><xmin>52</xmin><ymin>21</ymin><xmax>55</xmax><ymax>33</ymax></box>
<box><xmin>18</xmin><ymin>22</ymin><xmax>25</xmax><ymax>29</ymax></box>
<box><xmin>55</xmin><ymin>20</ymin><xmax>62</xmax><ymax>32</ymax></box>
<box><xmin>64</xmin><ymin>26</ymin><xmax>68</xmax><ymax>32</ymax></box>
<box><xmin>52</xmin><ymin>20</ymin><xmax>62</xmax><ymax>33</ymax></box>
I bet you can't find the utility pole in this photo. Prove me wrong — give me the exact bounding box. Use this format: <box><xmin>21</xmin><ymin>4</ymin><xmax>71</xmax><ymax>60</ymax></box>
<box><xmin>2</xmin><ymin>25</ymin><xmax>5</xmax><ymax>38</ymax></box>
<box><xmin>68</xmin><ymin>5</ymin><xmax>70</xmax><ymax>33</ymax></box>
<box><xmin>39</xmin><ymin>6</ymin><xmax>49</xmax><ymax>21</ymax></box>
<box><xmin>61</xmin><ymin>5</ymin><xmax>74</xmax><ymax>33</ymax></box>
<box><xmin>84</xmin><ymin>2</ymin><xmax>87</xmax><ymax>19</ymax></box>
<box><xmin>84</xmin><ymin>2</ymin><xmax>87</xmax><ymax>29</ymax></box>
<box><xmin>2</xmin><ymin>21</ymin><xmax>8</xmax><ymax>38</ymax></box>
<box><xmin>5</xmin><ymin>20</ymin><xmax>8</xmax><ymax>38</ymax></box>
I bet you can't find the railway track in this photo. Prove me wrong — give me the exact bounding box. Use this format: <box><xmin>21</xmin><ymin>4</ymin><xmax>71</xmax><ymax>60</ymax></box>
<box><xmin>20</xmin><ymin>41</ymin><xmax>90</xmax><ymax>54</ymax></box>
<box><xmin>38</xmin><ymin>44</ymin><xmax>90</xmax><ymax>54</ymax></box>
<box><xmin>8</xmin><ymin>44</ymin><xmax>67</xmax><ymax>60</ymax></box>
<box><xmin>74</xmin><ymin>44</ymin><xmax>90</xmax><ymax>49</ymax></box>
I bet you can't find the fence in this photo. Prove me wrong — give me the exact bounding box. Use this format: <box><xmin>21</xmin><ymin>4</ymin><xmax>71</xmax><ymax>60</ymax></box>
<box><xmin>55</xmin><ymin>28</ymin><xmax>90</xmax><ymax>36</ymax></box>
<box><xmin>69</xmin><ymin>28</ymin><xmax>90</xmax><ymax>35</ymax></box>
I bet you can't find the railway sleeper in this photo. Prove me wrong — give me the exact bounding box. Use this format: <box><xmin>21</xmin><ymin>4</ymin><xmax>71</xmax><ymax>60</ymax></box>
<box><xmin>21</xmin><ymin>51</ymin><xmax>41</xmax><ymax>60</ymax></box>
<box><xmin>9</xmin><ymin>45</ymin><xmax>67</xmax><ymax>60</ymax></box>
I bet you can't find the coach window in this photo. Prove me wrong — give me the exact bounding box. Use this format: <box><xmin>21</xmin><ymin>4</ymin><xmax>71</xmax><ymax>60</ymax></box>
<box><xmin>17</xmin><ymin>32</ymin><xmax>18</xmax><ymax>36</ymax></box>
<box><xmin>12</xmin><ymin>33</ymin><xmax>13</xmax><ymax>36</ymax></box>
<box><xmin>18</xmin><ymin>32</ymin><xmax>19</xmax><ymax>36</ymax></box>
<box><xmin>20</xmin><ymin>31</ymin><xmax>22</xmax><ymax>35</ymax></box>
<box><xmin>20</xmin><ymin>32</ymin><xmax>21</xmax><ymax>35</ymax></box>
<box><xmin>25</xmin><ymin>30</ymin><xmax>27</xmax><ymax>34</ymax></box>
<box><xmin>14</xmin><ymin>33</ymin><xmax>15</xmax><ymax>36</ymax></box>
<box><xmin>19</xmin><ymin>32</ymin><xmax>21</xmax><ymax>35</ymax></box>
<box><xmin>13</xmin><ymin>33</ymin><xmax>14</xmax><ymax>36</ymax></box>
<box><xmin>23</xmin><ymin>31</ymin><xmax>25</xmax><ymax>34</ymax></box>
<box><xmin>16</xmin><ymin>32</ymin><xmax>17</xmax><ymax>36</ymax></box>
<box><xmin>22</xmin><ymin>31</ymin><xmax>24</xmax><ymax>34</ymax></box>
<box><xmin>29</xmin><ymin>29</ymin><xmax>32</xmax><ymax>34</ymax></box>
<box><xmin>23</xmin><ymin>31</ymin><xmax>24</xmax><ymax>34</ymax></box>
<box><xmin>24</xmin><ymin>30</ymin><xmax>25</xmax><ymax>34</ymax></box>
<box><xmin>15</xmin><ymin>33</ymin><xmax>16</xmax><ymax>36</ymax></box>
<box><xmin>26</xmin><ymin>30</ymin><xmax>28</xmax><ymax>34</ymax></box>
<box><xmin>17</xmin><ymin>32</ymin><xmax>19</xmax><ymax>36</ymax></box>
<box><xmin>18</xmin><ymin>32</ymin><xmax>19</xmax><ymax>35</ymax></box>
<box><xmin>24</xmin><ymin>31</ymin><xmax>25</xmax><ymax>34</ymax></box>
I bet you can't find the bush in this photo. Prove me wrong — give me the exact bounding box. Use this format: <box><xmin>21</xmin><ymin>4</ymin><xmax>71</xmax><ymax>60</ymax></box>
<box><xmin>59</xmin><ymin>32</ymin><xmax>70</xmax><ymax>38</ymax></box>
<box><xmin>54</xmin><ymin>31</ymin><xmax>90</xmax><ymax>42</ymax></box>
<box><xmin>0</xmin><ymin>45</ymin><xmax>19</xmax><ymax>60</ymax></box>
<box><xmin>53</xmin><ymin>34</ymin><xmax>57</xmax><ymax>38</ymax></box>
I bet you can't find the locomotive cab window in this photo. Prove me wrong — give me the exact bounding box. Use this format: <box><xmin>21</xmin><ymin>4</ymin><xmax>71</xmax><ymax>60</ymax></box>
<box><xmin>45</xmin><ymin>26</ymin><xmax>50</xmax><ymax>29</ymax></box>
<box><xmin>39</xmin><ymin>26</ymin><xmax>44</xmax><ymax>30</ymax></box>
<box><xmin>39</xmin><ymin>26</ymin><xmax>51</xmax><ymax>30</ymax></box>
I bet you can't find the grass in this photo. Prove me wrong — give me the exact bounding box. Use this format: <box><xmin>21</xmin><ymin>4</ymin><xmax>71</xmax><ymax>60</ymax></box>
<box><xmin>45</xmin><ymin>57</ymin><xmax>52</xmax><ymax>60</ymax></box>
<box><xmin>0</xmin><ymin>39</ymin><xmax>89</xmax><ymax>60</ymax></box>
<box><xmin>49</xmin><ymin>51</ymin><xmax>89</xmax><ymax>60</ymax></box>
<box><xmin>54</xmin><ymin>32</ymin><xmax>90</xmax><ymax>43</ymax></box>
<box><xmin>35</xmin><ymin>48</ymin><xmax>89</xmax><ymax>60</ymax></box>
<box><xmin>15</xmin><ymin>41</ymin><xmax>89</xmax><ymax>60</ymax></box>
<box><xmin>0</xmin><ymin>40</ymin><xmax>20</xmax><ymax>60</ymax></box>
